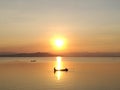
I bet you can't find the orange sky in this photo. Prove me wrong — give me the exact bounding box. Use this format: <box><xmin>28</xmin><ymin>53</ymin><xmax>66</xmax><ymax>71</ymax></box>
<box><xmin>0</xmin><ymin>0</ymin><xmax>120</xmax><ymax>53</ymax></box>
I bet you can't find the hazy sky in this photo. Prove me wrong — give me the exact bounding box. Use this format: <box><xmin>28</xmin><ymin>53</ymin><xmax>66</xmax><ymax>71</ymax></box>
<box><xmin>0</xmin><ymin>0</ymin><xmax>120</xmax><ymax>53</ymax></box>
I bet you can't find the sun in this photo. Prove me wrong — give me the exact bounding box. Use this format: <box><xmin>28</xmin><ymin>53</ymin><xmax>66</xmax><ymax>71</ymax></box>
<box><xmin>55</xmin><ymin>39</ymin><xmax>64</xmax><ymax>48</ymax></box>
<box><xmin>51</xmin><ymin>37</ymin><xmax>66</xmax><ymax>50</ymax></box>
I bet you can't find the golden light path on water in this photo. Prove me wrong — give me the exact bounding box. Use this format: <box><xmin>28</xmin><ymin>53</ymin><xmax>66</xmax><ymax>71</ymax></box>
<box><xmin>55</xmin><ymin>71</ymin><xmax>61</xmax><ymax>80</ymax></box>
<box><xmin>55</xmin><ymin>56</ymin><xmax>62</xmax><ymax>80</ymax></box>
<box><xmin>56</xmin><ymin>56</ymin><xmax>62</xmax><ymax>70</ymax></box>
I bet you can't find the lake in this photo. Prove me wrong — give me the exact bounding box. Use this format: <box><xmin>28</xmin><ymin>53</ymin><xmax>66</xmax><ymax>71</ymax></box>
<box><xmin>0</xmin><ymin>57</ymin><xmax>120</xmax><ymax>90</ymax></box>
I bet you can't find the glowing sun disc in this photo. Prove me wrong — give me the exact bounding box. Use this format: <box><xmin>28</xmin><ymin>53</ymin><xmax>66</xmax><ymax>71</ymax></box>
<box><xmin>55</xmin><ymin>39</ymin><xmax>64</xmax><ymax>48</ymax></box>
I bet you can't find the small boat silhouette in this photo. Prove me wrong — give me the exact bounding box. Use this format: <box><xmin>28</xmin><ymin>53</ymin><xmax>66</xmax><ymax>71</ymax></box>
<box><xmin>54</xmin><ymin>67</ymin><xmax>68</xmax><ymax>72</ymax></box>
<box><xmin>30</xmin><ymin>60</ymin><xmax>36</xmax><ymax>62</ymax></box>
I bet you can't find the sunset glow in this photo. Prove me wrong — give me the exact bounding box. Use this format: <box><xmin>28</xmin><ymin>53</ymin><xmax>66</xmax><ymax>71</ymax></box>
<box><xmin>0</xmin><ymin>0</ymin><xmax>120</xmax><ymax>90</ymax></box>
<box><xmin>0</xmin><ymin>0</ymin><xmax>120</xmax><ymax>54</ymax></box>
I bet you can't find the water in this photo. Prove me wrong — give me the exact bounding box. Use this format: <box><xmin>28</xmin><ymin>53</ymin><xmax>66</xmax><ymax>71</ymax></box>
<box><xmin>0</xmin><ymin>57</ymin><xmax>120</xmax><ymax>90</ymax></box>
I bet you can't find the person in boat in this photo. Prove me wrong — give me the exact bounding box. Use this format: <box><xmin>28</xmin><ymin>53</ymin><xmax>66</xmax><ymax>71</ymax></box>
<box><xmin>54</xmin><ymin>67</ymin><xmax>56</xmax><ymax>71</ymax></box>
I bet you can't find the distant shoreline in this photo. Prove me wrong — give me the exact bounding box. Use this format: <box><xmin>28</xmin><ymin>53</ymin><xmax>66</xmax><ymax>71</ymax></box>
<box><xmin>0</xmin><ymin>52</ymin><xmax>120</xmax><ymax>57</ymax></box>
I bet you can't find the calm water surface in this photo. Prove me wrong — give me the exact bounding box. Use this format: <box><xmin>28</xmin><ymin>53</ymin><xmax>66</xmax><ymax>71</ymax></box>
<box><xmin>0</xmin><ymin>57</ymin><xmax>120</xmax><ymax>90</ymax></box>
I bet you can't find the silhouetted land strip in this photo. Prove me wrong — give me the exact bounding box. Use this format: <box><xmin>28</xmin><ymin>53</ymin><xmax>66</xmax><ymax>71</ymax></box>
<box><xmin>0</xmin><ymin>52</ymin><xmax>120</xmax><ymax>57</ymax></box>
<box><xmin>0</xmin><ymin>52</ymin><xmax>55</xmax><ymax>57</ymax></box>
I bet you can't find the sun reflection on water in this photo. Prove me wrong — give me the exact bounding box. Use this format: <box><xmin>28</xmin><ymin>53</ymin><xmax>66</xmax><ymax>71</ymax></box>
<box><xmin>54</xmin><ymin>56</ymin><xmax>63</xmax><ymax>80</ymax></box>
<box><xmin>55</xmin><ymin>71</ymin><xmax>61</xmax><ymax>80</ymax></box>
<box><xmin>56</xmin><ymin>56</ymin><xmax>62</xmax><ymax>70</ymax></box>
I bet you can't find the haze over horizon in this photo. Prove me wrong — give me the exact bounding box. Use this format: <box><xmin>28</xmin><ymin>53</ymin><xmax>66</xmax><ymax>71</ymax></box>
<box><xmin>0</xmin><ymin>0</ymin><xmax>120</xmax><ymax>53</ymax></box>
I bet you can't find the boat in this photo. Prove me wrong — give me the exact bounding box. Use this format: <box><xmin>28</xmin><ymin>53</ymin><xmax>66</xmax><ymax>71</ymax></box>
<box><xmin>54</xmin><ymin>67</ymin><xmax>68</xmax><ymax>72</ymax></box>
<box><xmin>30</xmin><ymin>60</ymin><xmax>36</xmax><ymax>62</ymax></box>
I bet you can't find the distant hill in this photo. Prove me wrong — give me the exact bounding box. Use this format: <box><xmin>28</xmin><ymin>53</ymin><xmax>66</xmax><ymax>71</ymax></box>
<box><xmin>0</xmin><ymin>52</ymin><xmax>56</xmax><ymax>57</ymax></box>
<box><xmin>0</xmin><ymin>52</ymin><xmax>120</xmax><ymax>57</ymax></box>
